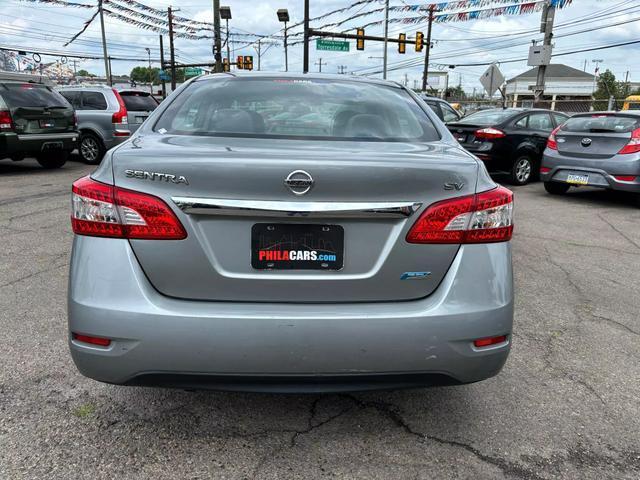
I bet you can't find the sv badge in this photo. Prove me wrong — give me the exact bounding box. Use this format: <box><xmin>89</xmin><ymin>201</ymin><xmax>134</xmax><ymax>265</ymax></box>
<box><xmin>443</xmin><ymin>182</ymin><xmax>464</xmax><ymax>191</ymax></box>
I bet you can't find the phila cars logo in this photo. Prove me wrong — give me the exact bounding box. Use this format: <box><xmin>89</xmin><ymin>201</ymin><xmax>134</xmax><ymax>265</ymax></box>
<box><xmin>258</xmin><ymin>250</ymin><xmax>337</xmax><ymax>262</ymax></box>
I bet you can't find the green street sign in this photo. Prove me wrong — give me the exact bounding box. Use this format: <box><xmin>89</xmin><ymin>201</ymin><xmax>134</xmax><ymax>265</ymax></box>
<box><xmin>184</xmin><ymin>67</ymin><xmax>203</xmax><ymax>77</ymax></box>
<box><xmin>316</xmin><ymin>39</ymin><xmax>350</xmax><ymax>52</ymax></box>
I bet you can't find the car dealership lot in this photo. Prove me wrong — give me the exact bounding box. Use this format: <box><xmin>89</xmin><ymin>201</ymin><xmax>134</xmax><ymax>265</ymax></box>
<box><xmin>1</xmin><ymin>159</ymin><xmax>639</xmax><ymax>479</ymax></box>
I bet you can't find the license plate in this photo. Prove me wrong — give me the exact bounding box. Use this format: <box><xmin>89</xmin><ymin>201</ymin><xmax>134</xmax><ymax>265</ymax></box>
<box><xmin>39</xmin><ymin>120</ymin><xmax>55</xmax><ymax>128</ymax></box>
<box><xmin>41</xmin><ymin>141</ymin><xmax>63</xmax><ymax>152</ymax></box>
<box><xmin>251</xmin><ymin>223</ymin><xmax>344</xmax><ymax>270</ymax></box>
<box><xmin>135</xmin><ymin>116</ymin><xmax>147</xmax><ymax>124</ymax></box>
<box><xmin>567</xmin><ymin>173</ymin><xmax>589</xmax><ymax>185</ymax></box>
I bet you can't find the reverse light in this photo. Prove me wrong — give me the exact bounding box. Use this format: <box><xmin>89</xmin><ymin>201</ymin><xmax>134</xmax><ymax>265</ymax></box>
<box><xmin>618</xmin><ymin>127</ymin><xmax>640</xmax><ymax>154</ymax></box>
<box><xmin>547</xmin><ymin>126</ymin><xmax>561</xmax><ymax>150</ymax></box>
<box><xmin>71</xmin><ymin>176</ymin><xmax>187</xmax><ymax>240</ymax></box>
<box><xmin>473</xmin><ymin>335</ymin><xmax>507</xmax><ymax>348</ymax></box>
<box><xmin>406</xmin><ymin>186</ymin><xmax>513</xmax><ymax>244</ymax></box>
<box><xmin>72</xmin><ymin>333</ymin><xmax>111</xmax><ymax>347</ymax></box>
<box><xmin>0</xmin><ymin>109</ymin><xmax>14</xmax><ymax>131</ymax></box>
<box><xmin>474</xmin><ymin>127</ymin><xmax>506</xmax><ymax>140</ymax></box>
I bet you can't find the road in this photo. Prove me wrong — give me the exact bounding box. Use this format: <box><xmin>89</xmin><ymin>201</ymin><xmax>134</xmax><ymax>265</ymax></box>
<box><xmin>1</xmin><ymin>158</ymin><xmax>639</xmax><ymax>479</ymax></box>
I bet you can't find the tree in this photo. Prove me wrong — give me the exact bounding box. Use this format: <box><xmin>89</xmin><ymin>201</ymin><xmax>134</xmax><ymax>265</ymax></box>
<box><xmin>593</xmin><ymin>69</ymin><xmax>618</xmax><ymax>100</ymax></box>
<box><xmin>76</xmin><ymin>69</ymin><xmax>95</xmax><ymax>77</ymax></box>
<box><xmin>445</xmin><ymin>85</ymin><xmax>466</xmax><ymax>100</ymax></box>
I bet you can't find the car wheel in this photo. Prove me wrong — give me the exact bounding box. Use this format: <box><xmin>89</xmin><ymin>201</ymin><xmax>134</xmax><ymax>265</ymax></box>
<box><xmin>544</xmin><ymin>181</ymin><xmax>570</xmax><ymax>195</ymax></box>
<box><xmin>36</xmin><ymin>150</ymin><xmax>68</xmax><ymax>169</ymax></box>
<box><xmin>79</xmin><ymin>132</ymin><xmax>105</xmax><ymax>164</ymax></box>
<box><xmin>510</xmin><ymin>155</ymin><xmax>533</xmax><ymax>185</ymax></box>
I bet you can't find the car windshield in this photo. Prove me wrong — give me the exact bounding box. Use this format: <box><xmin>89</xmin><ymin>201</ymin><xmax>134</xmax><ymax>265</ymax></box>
<box><xmin>154</xmin><ymin>77</ymin><xmax>439</xmax><ymax>142</ymax></box>
<box><xmin>119</xmin><ymin>91</ymin><xmax>158</xmax><ymax>112</ymax></box>
<box><xmin>0</xmin><ymin>83</ymin><xmax>69</xmax><ymax>108</ymax></box>
<box><xmin>454</xmin><ymin>109</ymin><xmax>515</xmax><ymax>126</ymax></box>
<box><xmin>561</xmin><ymin>114</ymin><xmax>640</xmax><ymax>133</ymax></box>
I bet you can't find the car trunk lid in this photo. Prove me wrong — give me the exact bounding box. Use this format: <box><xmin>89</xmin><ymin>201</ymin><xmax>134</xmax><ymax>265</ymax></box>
<box><xmin>111</xmin><ymin>135</ymin><xmax>479</xmax><ymax>303</ymax></box>
<box><xmin>0</xmin><ymin>83</ymin><xmax>74</xmax><ymax>134</ymax></box>
<box><xmin>118</xmin><ymin>91</ymin><xmax>158</xmax><ymax>133</ymax></box>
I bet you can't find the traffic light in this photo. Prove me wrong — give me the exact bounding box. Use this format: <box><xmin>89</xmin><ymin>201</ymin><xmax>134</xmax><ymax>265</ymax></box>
<box><xmin>244</xmin><ymin>55</ymin><xmax>253</xmax><ymax>71</ymax></box>
<box><xmin>398</xmin><ymin>33</ymin><xmax>406</xmax><ymax>54</ymax></box>
<box><xmin>356</xmin><ymin>28</ymin><xmax>365</xmax><ymax>51</ymax></box>
<box><xmin>415</xmin><ymin>31</ymin><xmax>424</xmax><ymax>52</ymax></box>
<box><xmin>236</xmin><ymin>56</ymin><xmax>244</xmax><ymax>70</ymax></box>
<box><xmin>223</xmin><ymin>58</ymin><xmax>230</xmax><ymax>72</ymax></box>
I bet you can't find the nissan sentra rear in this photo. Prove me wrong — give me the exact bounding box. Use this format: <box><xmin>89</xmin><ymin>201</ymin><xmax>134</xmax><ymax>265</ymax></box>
<box><xmin>68</xmin><ymin>73</ymin><xmax>514</xmax><ymax>393</ymax></box>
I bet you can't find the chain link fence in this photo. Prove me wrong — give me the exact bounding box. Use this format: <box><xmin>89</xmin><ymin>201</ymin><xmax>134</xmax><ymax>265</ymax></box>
<box><xmin>449</xmin><ymin>98</ymin><xmax>631</xmax><ymax>116</ymax></box>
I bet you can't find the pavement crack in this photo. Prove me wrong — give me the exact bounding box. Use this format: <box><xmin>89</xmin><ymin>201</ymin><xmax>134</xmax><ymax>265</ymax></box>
<box><xmin>0</xmin><ymin>262</ymin><xmax>69</xmax><ymax>289</ymax></box>
<box><xmin>589</xmin><ymin>312</ymin><xmax>639</xmax><ymax>336</ymax></box>
<box><xmin>597</xmin><ymin>213</ymin><xmax>640</xmax><ymax>251</ymax></box>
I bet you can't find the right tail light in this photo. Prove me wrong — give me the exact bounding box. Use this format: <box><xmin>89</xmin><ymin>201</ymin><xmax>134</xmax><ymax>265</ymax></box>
<box><xmin>406</xmin><ymin>186</ymin><xmax>513</xmax><ymax>244</ymax></box>
<box><xmin>71</xmin><ymin>176</ymin><xmax>187</xmax><ymax>240</ymax></box>
<box><xmin>547</xmin><ymin>126</ymin><xmax>561</xmax><ymax>150</ymax></box>
<box><xmin>111</xmin><ymin>89</ymin><xmax>130</xmax><ymax>137</ymax></box>
<box><xmin>618</xmin><ymin>127</ymin><xmax>640</xmax><ymax>154</ymax></box>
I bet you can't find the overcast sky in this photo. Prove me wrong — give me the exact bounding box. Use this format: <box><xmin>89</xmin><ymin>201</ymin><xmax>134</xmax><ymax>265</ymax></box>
<box><xmin>2</xmin><ymin>0</ymin><xmax>640</xmax><ymax>92</ymax></box>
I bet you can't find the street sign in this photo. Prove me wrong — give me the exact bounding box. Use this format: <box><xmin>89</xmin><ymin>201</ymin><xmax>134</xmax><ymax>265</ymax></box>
<box><xmin>158</xmin><ymin>70</ymin><xmax>170</xmax><ymax>81</ymax></box>
<box><xmin>184</xmin><ymin>67</ymin><xmax>203</xmax><ymax>77</ymax></box>
<box><xmin>480</xmin><ymin>64</ymin><xmax>505</xmax><ymax>97</ymax></box>
<box><xmin>316</xmin><ymin>39</ymin><xmax>350</xmax><ymax>52</ymax></box>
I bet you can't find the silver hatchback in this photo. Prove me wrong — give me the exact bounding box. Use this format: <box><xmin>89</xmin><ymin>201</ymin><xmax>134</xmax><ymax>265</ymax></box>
<box><xmin>58</xmin><ymin>85</ymin><xmax>158</xmax><ymax>164</ymax></box>
<box><xmin>68</xmin><ymin>73</ymin><xmax>514</xmax><ymax>392</ymax></box>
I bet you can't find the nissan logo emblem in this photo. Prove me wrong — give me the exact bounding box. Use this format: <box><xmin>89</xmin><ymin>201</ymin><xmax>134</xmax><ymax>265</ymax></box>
<box><xmin>284</xmin><ymin>170</ymin><xmax>314</xmax><ymax>195</ymax></box>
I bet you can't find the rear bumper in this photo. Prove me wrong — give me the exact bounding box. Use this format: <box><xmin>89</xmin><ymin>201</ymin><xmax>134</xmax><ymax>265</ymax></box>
<box><xmin>68</xmin><ymin>237</ymin><xmax>514</xmax><ymax>392</ymax></box>
<box><xmin>542</xmin><ymin>151</ymin><xmax>640</xmax><ymax>193</ymax></box>
<box><xmin>1</xmin><ymin>132</ymin><xmax>77</xmax><ymax>157</ymax></box>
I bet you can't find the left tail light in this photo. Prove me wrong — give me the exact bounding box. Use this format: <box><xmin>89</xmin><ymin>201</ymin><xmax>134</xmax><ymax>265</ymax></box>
<box><xmin>406</xmin><ymin>186</ymin><xmax>513</xmax><ymax>244</ymax></box>
<box><xmin>71</xmin><ymin>176</ymin><xmax>187</xmax><ymax>240</ymax></box>
<box><xmin>474</xmin><ymin>127</ymin><xmax>506</xmax><ymax>140</ymax></box>
<box><xmin>0</xmin><ymin>109</ymin><xmax>14</xmax><ymax>131</ymax></box>
<box><xmin>547</xmin><ymin>126</ymin><xmax>561</xmax><ymax>150</ymax></box>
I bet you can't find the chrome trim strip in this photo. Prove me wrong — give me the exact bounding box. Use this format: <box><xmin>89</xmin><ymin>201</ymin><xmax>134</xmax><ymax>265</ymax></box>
<box><xmin>17</xmin><ymin>133</ymin><xmax>77</xmax><ymax>140</ymax></box>
<box><xmin>172</xmin><ymin>197</ymin><xmax>422</xmax><ymax>218</ymax></box>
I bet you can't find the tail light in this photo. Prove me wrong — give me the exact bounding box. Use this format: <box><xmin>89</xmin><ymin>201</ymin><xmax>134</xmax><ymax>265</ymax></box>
<box><xmin>71</xmin><ymin>176</ymin><xmax>187</xmax><ymax>240</ymax></box>
<box><xmin>547</xmin><ymin>126</ymin><xmax>561</xmax><ymax>150</ymax></box>
<box><xmin>613</xmin><ymin>175</ymin><xmax>637</xmax><ymax>182</ymax></box>
<box><xmin>618</xmin><ymin>127</ymin><xmax>640</xmax><ymax>154</ymax></box>
<box><xmin>72</xmin><ymin>333</ymin><xmax>111</xmax><ymax>347</ymax></box>
<box><xmin>540</xmin><ymin>167</ymin><xmax>551</xmax><ymax>174</ymax></box>
<box><xmin>406</xmin><ymin>186</ymin><xmax>513</xmax><ymax>244</ymax></box>
<box><xmin>0</xmin><ymin>109</ymin><xmax>14</xmax><ymax>131</ymax></box>
<box><xmin>111</xmin><ymin>89</ymin><xmax>129</xmax><ymax>137</ymax></box>
<box><xmin>474</xmin><ymin>127</ymin><xmax>506</xmax><ymax>140</ymax></box>
<box><xmin>473</xmin><ymin>335</ymin><xmax>507</xmax><ymax>348</ymax></box>
<box><xmin>72</xmin><ymin>111</ymin><xmax>78</xmax><ymax>128</ymax></box>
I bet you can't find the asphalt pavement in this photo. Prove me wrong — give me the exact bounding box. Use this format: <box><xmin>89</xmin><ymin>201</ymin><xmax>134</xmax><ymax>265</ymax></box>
<box><xmin>1</xmin><ymin>158</ymin><xmax>639</xmax><ymax>479</ymax></box>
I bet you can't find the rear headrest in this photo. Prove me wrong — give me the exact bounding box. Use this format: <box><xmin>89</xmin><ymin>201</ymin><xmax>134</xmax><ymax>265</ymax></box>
<box><xmin>209</xmin><ymin>109</ymin><xmax>264</xmax><ymax>133</ymax></box>
<box><xmin>344</xmin><ymin>113</ymin><xmax>389</xmax><ymax>138</ymax></box>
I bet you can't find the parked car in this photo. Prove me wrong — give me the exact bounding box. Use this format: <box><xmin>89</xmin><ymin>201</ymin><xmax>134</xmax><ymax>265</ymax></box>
<box><xmin>419</xmin><ymin>95</ymin><xmax>463</xmax><ymax>123</ymax></box>
<box><xmin>541</xmin><ymin>111</ymin><xmax>640</xmax><ymax>199</ymax></box>
<box><xmin>447</xmin><ymin>108</ymin><xmax>569</xmax><ymax>185</ymax></box>
<box><xmin>58</xmin><ymin>85</ymin><xmax>158</xmax><ymax>164</ymax></box>
<box><xmin>0</xmin><ymin>73</ymin><xmax>77</xmax><ymax>169</ymax></box>
<box><xmin>68</xmin><ymin>72</ymin><xmax>514</xmax><ymax>393</ymax></box>
<box><xmin>622</xmin><ymin>95</ymin><xmax>640</xmax><ymax>111</ymax></box>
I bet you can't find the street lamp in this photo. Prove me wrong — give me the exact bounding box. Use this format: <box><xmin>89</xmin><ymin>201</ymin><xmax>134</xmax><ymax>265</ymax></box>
<box><xmin>277</xmin><ymin>9</ymin><xmax>289</xmax><ymax>72</ymax></box>
<box><xmin>145</xmin><ymin>47</ymin><xmax>152</xmax><ymax>94</ymax></box>
<box><xmin>220</xmin><ymin>6</ymin><xmax>232</xmax><ymax>66</ymax></box>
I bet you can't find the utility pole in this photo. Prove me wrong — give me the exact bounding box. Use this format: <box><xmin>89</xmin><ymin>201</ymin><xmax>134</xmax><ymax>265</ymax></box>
<box><xmin>534</xmin><ymin>0</ymin><xmax>555</xmax><ymax>105</ymax></box>
<box><xmin>168</xmin><ymin>6</ymin><xmax>177</xmax><ymax>90</ymax></box>
<box><xmin>303</xmin><ymin>0</ymin><xmax>309</xmax><ymax>73</ymax></box>
<box><xmin>213</xmin><ymin>0</ymin><xmax>223</xmax><ymax>72</ymax></box>
<box><xmin>145</xmin><ymin>47</ymin><xmax>152</xmax><ymax>94</ymax></box>
<box><xmin>98</xmin><ymin>0</ymin><xmax>111</xmax><ymax>86</ymax></box>
<box><xmin>255</xmin><ymin>39</ymin><xmax>262</xmax><ymax>71</ymax></box>
<box><xmin>382</xmin><ymin>0</ymin><xmax>389</xmax><ymax>79</ymax></box>
<box><xmin>277</xmin><ymin>9</ymin><xmax>290</xmax><ymax>72</ymax></box>
<box><xmin>421</xmin><ymin>5</ymin><xmax>435</xmax><ymax>91</ymax></box>
<box><xmin>338</xmin><ymin>65</ymin><xmax>347</xmax><ymax>74</ymax></box>
<box><xmin>70</xmin><ymin>59</ymin><xmax>78</xmax><ymax>76</ymax></box>
<box><xmin>403</xmin><ymin>73</ymin><xmax>408</xmax><ymax>86</ymax></box>
<box><xmin>159</xmin><ymin>35</ymin><xmax>166</xmax><ymax>99</ymax></box>
<box><xmin>315</xmin><ymin>58</ymin><xmax>327</xmax><ymax>73</ymax></box>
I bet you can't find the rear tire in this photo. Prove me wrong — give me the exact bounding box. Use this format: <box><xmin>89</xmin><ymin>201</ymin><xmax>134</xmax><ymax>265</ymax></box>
<box><xmin>79</xmin><ymin>132</ymin><xmax>105</xmax><ymax>164</ymax></box>
<box><xmin>544</xmin><ymin>181</ymin><xmax>570</xmax><ymax>195</ymax></box>
<box><xmin>36</xmin><ymin>150</ymin><xmax>68</xmax><ymax>169</ymax></box>
<box><xmin>509</xmin><ymin>155</ymin><xmax>533</xmax><ymax>185</ymax></box>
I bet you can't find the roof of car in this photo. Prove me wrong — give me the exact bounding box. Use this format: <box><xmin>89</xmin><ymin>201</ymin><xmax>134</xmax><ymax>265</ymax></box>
<box><xmin>192</xmin><ymin>71</ymin><xmax>405</xmax><ymax>88</ymax></box>
<box><xmin>573</xmin><ymin>110</ymin><xmax>640</xmax><ymax>117</ymax></box>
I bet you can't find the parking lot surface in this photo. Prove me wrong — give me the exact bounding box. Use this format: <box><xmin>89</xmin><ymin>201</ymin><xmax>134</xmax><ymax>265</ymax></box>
<box><xmin>1</xmin><ymin>159</ymin><xmax>639</xmax><ymax>479</ymax></box>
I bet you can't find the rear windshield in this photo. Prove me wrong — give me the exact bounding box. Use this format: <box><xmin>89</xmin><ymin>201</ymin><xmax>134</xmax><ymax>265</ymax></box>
<box><xmin>154</xmin><ymin>78</ymin><xmax>439</xmax><ymax>142</ymax></box>
<box><xmin>119</xmin><ymin>91</ymin><xmax>158</xmax><ymax>112</ymax></box>
<box><xmin>626</xmin><ymin>103</ymin><xmax>640</xmax><ymax>110</ymax></box>
<box><xmin>454</xmin><ymin>109</ymin><xmax>515</xmax><ymax>126</ymax></box>
<box><xmin>561</xmin><ymin>114</ymin><xmax>640</xmax><ymax>133</ymax></box>
<box><xmin>0</xmin><ymin>83</ymin><xmax>69</xmax><ymax>108</ymax></box>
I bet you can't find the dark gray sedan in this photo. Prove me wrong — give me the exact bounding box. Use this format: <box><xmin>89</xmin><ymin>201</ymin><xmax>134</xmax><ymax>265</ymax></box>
<box><xmin>541</xmin><ymin>111</ymin><xmax>640</xmax><ymax>198</ymax></box>
<box><xmin>68</xmin><ymin>72</ymin><xmax>514</xmax><ymax>392</ymax></box>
